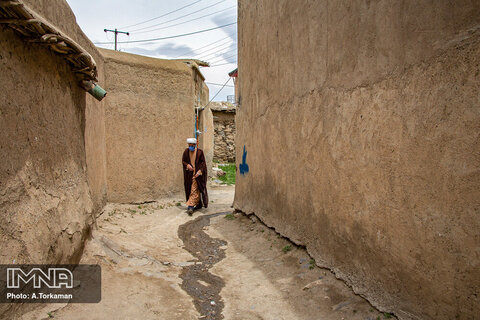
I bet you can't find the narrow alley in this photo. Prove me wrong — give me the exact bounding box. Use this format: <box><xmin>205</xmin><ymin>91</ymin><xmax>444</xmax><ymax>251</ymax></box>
<box><xmin>1</xmin><ymin>0</ymin><xmax>479</xmax><ymax>319</ymax></box>
<box><xmin>20</xmin><ymin>185</ymin><xmax>385</xmax><ymax>320</ymax></box>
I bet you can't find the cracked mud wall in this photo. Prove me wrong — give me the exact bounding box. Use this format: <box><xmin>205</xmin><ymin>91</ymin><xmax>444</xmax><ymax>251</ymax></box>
<box><xmin>0</xmin><ymin>11</ymin><xmax>108</xmax><ymax>318</ymax></box>
<box><xmin>100</xmin><ymin>49</ymin><xmax>200</xmax><ymax>203</ymax></box>
<box><xmin>21</xmin><ymin>0</ymin><xmax>108</xmax><ymax>213</ymax></box>
<box><xmin>235</xmin><ymin>1</ymin><xmax>480</xmax><ymax>319</ymax></box>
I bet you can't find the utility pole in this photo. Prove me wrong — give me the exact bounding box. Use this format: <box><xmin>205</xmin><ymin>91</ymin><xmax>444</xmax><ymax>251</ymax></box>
<box><xmin>104</xmin><ymin>28</ymin><xmax>129</xmax><ymax>51</ymax></box>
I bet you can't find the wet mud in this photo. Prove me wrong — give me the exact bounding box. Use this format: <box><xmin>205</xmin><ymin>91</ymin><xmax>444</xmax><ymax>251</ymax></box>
<box><xmin>178</xmin><ymin>212</ymin><xmax>230</xmax><ymax>320</ymax></box>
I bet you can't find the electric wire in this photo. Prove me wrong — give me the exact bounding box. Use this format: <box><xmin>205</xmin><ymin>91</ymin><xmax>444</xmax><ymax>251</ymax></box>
<box><xmin>203</xmin><ymin>77</ymin><xmax>232</xmax><ymax>109</ymax></box>
<box><xmin>198</xmin><ymin>46</ymin><xmax>236</xmax><ymax>60</ymax></box>
<box><xmin>173</xmin><ymin>34</ymin><xmax>233</xmax><ymax>57</ymax></box>
<box><xmin>208</xmin><ymin>61</ymin><xmax>237</xmax><ymax>67</ymax></box>
<box><xmin>120</xmin><ymin>0</ymin><xmax>203</xmax><ymax>29</ymax></box>
<box><xmin>189</xmin><ymin>38</ymin><xmax>232</xmax><ymax>57</ymax></box>
<box><xmin>94</xmin><ymin>22</ymin><xmax>236</xmax><ymax>45</ymax></box>
<box><xmin>130</xmin><ymin>0</ymin><xmax>229</xmax><ymax>32</ymax></box>
<box><xmin>134</xmin><ymin>6</ymin><xmax>236</xmax><ymax>34</ymax></box>
<box><xmin>207</xmin><ymin>52</ymin><xmax>237</xmax><ymax>64</ymax></box>
<box><xmin>196</xmin><ymin>47</ymin><xmax>234</xmax><ymax>62</ymax></box>
<box><xmin>194</xmin><ymin>41</ymin><xmax>234</xmax><ymax>58</ymax></box>
<box><xmin>205</xmin><ymin>82</ymin><xmax>234</xmax><ymax>87</ymax></box>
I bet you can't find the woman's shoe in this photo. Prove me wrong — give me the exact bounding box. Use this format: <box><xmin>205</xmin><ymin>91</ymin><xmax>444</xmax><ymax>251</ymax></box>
<box><xmin>187</xmin><ymin>206</ymin><xmax>194</xmax><ymax>216</ymax></box>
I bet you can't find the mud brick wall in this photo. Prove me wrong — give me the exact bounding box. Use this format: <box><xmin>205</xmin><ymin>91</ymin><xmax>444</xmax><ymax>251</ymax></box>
<box><xmin>199</xmin><ymin>106</ymin><xmax>214</xmax><ymax>177</ymax></box>
<box><xmin>235</xmin><ymin>1</ymin><xmax>480</xmax><ymax>319</ymax></box>
<box><xmin>0</xmin><ymin>0</ymin><xmax>106</xmax><ymax>268</ymax></box>
<box><xmin>100</xmin><ymin>48</ymin><xmax>206</xmax><ymax>203</ymax></box>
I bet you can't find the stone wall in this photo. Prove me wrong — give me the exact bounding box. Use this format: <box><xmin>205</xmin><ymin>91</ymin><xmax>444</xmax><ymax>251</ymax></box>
<box><xmin>100</xmin><ymin>48</ymin><xmax>205</xmax><ymax>203</ymax></box>
<box><xmin>211</xmin><ymin>102</ymin><xmax>236</xmax><ymax>163</ymax></box>
<box><xmin>235</xmin><ymin>1</ymin><xmax>480</xmax><ymax>319</ymax></box>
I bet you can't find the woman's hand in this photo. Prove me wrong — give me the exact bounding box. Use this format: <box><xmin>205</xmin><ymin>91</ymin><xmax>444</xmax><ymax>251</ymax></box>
<box><xmin>193</xmin><ymin>170</ymin><xmax>202</xmax><ymax>179</ymax></box>
<box><xmin>186</xmin><ymin>164</ymin><xmax>194</xmax><ymax>171</ymax></box>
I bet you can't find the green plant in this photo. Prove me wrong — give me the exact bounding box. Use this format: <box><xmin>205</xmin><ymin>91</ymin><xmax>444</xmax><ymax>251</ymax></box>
<box><xmin>218</xmin><ymin>163</ymin><xmax>236</xmax><ymax>185</ymax></box>
<box><xmin>128</xmin><ymin>209</ymin><xmax>136</xmax><ymax>214</ymax></box>
<box><xmin>383</xmin><ymin>313</ymin><xmax>393</xmax><ymax>319</ymax></box>
<box><xmin>176</xmin><ymin>202</ymin><xmax>181</xmax><ymax>206</ymax></box>
<box><xmin>140</xmin><ymin>211</ymin><xmax>146</xmax><ymax>215</ymax></box>
<box><xmin>137</xmin><ymin>205</ymin><xmax>142</xmax><ymax>209</ymax></box>
<box><xmin>309</xmin><ymin>259</ymin><xmax>315</xmax><ymax>269</ymax></box>
<box><xmin>47</xmin><ymin>312</ymin><xmax>53</xmax><ymax>318</ymax></box>
<box><xmin>224</xmin><ymin>213</ymin><xmax>236</xmax><ymax>220</ymax></box>
<box><xmin>282</xmin><ymin>245</ymin><xmax>292</xmax><ymax>253</ymax></box>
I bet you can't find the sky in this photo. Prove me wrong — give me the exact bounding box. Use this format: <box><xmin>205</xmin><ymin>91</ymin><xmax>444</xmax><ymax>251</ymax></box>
<box><xmin>65</xmin><ymin>0</ymin><xmax>237</xmax><ymax>101</ymax></box>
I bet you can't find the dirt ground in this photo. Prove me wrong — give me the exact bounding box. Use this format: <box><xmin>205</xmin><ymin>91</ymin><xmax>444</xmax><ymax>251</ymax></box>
<box><xmin>20</xmin><ymin>185</ymin><xmax>390</xmax><ymax>320</ymax></box>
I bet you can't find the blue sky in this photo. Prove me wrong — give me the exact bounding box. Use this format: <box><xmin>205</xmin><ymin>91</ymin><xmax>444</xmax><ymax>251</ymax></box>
<box><xmin>65</xmin><ymin>0</ymin><xmax>237</xmax><ymax>101</ymax></box>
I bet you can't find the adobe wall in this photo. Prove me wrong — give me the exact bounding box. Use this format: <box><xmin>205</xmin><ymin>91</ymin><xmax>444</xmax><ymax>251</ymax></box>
<box><xmin>196</xmin><ymin>79</ymin><xmax>213</xmax><ymax>178</ymax></box>
<box><xmin>23</xmin><ymin>0</ymin><xmax>108</xmax><ymax>212</ymax></box>
<box><xmin>100</xmin><ymin>48</ymin><xmax>197</xmax><ymax>203</ymax></box>
<box><xmin>235</xmin><ymin>1</ymin><xmax>480</xmax><ymax>319</ymax></box>
<box><xmin>0</xmin><ymin>13</ymin><xmax>107</xmax><ymax>318</ymax></box>
<box><xmin>199</xmin><ymin>106</ymin><xmax>214</xmax><ymax>177</ymax></box>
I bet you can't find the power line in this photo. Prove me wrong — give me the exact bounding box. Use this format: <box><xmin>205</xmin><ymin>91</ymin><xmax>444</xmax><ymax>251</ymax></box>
<box><xmin>199</xmin><ymin>45</ymin><xmax>236</xmax><ymax>58</ymax></box>
<box><xmin>195</xmin><ymin>43</ymin><xmax>235</xmax><ymax>59</ymax></box>
<box><xmin>205</xmin><ymin>81</ymin><xmax>234</xmax><ymax>87</ymax></box>
<box><xmin>174</xmin><ymin>34</ymin><xmax>233</xmax><ymax>58</ymax></box>
<box><xmin>134</xmin><ymin>6</ymin><xmax>236</xmax><ymax>35</ymax></box>
<box><xmin>120</xmin><ymin>0</ymin><xmax>203</xmax><ymax>29</ymax></box>
<box><xmin>203</xmin><ymin>77</ymin><xmax>232</xmax><ymax>109</ymax></box>
<box><xmin>94</xmin><ymin>22</ymin><xmax>236</xmax><ymax>45</ymax></box>
<box><xmin>131</xmin><ymin>0</ymin><xmax>229</xmax><ymax>32</ymax></box>
<box><xmin>208</xmin><ymin>53</ymin><xmax>237</xmax><ymax>64</ymax></box>
<box><xmin>208</xmin><ymin>61</ymin><xmax>237</xmax><ymax>67</ymax></box>
<box><xmin>190</xmin><ymin>38</ymin><xmax>232</xmax><ymax>56</ymax></box>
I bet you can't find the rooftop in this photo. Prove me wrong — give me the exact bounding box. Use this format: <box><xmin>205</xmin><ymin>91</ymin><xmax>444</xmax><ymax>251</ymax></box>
<box><xmin>209</xmin><ymin>101</ymin><xmax>236</xmax><ymax>113</ymax></box>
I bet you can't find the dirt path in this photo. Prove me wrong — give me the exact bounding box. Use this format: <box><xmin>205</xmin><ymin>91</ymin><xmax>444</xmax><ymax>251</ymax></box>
<box><xmin>20</xmin><ymin>185</ymin><xmax>389</xmax><ymax>320</ymax></box>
